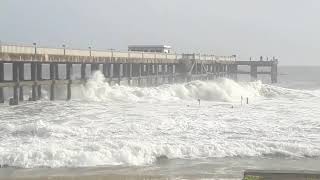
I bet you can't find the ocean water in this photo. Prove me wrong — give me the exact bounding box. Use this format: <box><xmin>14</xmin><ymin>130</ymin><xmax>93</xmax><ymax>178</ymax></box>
<box><xmin>0</xmin><ymin>66</ymin><xmax>320</xmax><ymax>179</ymax></box>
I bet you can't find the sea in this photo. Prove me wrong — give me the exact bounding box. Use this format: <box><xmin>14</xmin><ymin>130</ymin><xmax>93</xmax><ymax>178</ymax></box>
<box><xmin>0</xmin><ymin>66</ymin><xmax>319</xmax><ymax>179</ymax></box>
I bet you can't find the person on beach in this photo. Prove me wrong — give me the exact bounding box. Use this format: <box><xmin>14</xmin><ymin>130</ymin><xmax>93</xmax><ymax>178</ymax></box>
<box><xmin>197</xmin><ymin>98</ymin><xmax>201</xmax><ymax>106</ymax></box>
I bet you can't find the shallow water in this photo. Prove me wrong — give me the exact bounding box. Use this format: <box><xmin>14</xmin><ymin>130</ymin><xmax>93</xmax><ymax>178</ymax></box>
<box><xmin>0</xmin><ymin>66</ymin><xmax>320</xmax><ymax>179</ymax></box>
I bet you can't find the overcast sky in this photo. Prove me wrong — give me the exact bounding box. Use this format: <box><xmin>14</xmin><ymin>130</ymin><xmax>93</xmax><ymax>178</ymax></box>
<box><xmin>1</xmin><ymin>0</ymin><xmax>319</xmax><ymax>65</ymax></box>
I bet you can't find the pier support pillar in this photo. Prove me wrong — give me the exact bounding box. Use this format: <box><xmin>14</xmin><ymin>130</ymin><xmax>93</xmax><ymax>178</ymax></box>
<box><xmin>81</xmin><ymin>63</ymin><xmax>86</xmax><ymax>80</ymax></box>
<box><xmin>145</xmin><ymin>64</ymin><xmax>150</xmax><ymax>86</ymax></box>
<box><xmin>168</xmin><ymin>64</ymin><xmax>173</xmax><ymax>84</ymax></box>
<box><xmin>128</xmin><ymin>63</ymin><xmax>132</xmax><ymax>85</ymax></box>
<box><xmin>55</xmin><ymin>63</ymin><xmax>59</xmax><ymax>80</ymax></box>
<box><xmin>138</xmin><ymin>64</ymin><xmax>142</xmax><ymax>86</ymax></box>
<box><xmin>91</xmin><ymin>63</ymin><xmax>99</xmax><ymax>74</ymax></box>
<box><xmin>113</xmin><ymin>63</ymin><xmax>121</xmax><ymax>85</ymax></box>
<box><xmin>10</xmin><ymin>62</ymin><xmax>19</xmax><ymax>105</ymax></box>
<box><xmin>0</xmin><ymin>62</ymin><xmax>4</xmax><ymax>103</ymax></box>
<box><xmin>232</xmin><ymin>64</ymin><xmax>238</xmax><ymax>81</ymax></box>
<box><xmin>250</xmin><ymin>65</ymin><xmax>258</xmax><ymax>81</ymax></box>
<box><xmin>163</xmin><ymin>64</ymin><xmax>167</xmax><ymax>83</ymax></box>
<box><xmin>123</xmin><ymin>63</ymin><xmax>127</xmax><ymax>78</ymax></box>
<box><xmin>66</xmin><ymin>63</ymin><xmax>73</xmax><ymax>100</ymax></box>
<box><xmin>155</xmin><ymin>64</ymin><xmax>159</xmax><ymax>85</ymax></box>
<box><xmin>271</xmin><ymin>63</ymin><xmax>278</xmax><ymax>83</ymax></box>
<box><xmin>37</xmin><ymin>63</ymin><xmax>42</xmax><ymax>99</ymax></box>
<box><xmin>18</xmin><ymin>63</ymin><xmax>24</xmax><ymax>101</ymax></box>
<box><xmin>108</xmin><ymin>63</ymin><xmax>113</xmax><ymax>84</ymax></box>
<box><xmin>103</xmin><ymin>63</ymin><xmax>108</xmax><ymax>78</ymax></box>
<box><xmin>50</xmin><ymin>63</ymin><xmax>56</xmax><ymax>101</ymax></box>
<box><xmin>30</xmin><ymin>63</ymin><xmax>37</xmax><ymax>101</ymax></box>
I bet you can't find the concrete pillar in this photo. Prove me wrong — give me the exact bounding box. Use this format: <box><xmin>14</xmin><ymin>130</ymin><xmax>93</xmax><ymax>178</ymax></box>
<box><xmin>10</xmin><ymin>62</ymin><xmax>19</xmax><ymax>105</ymax></box>
<box><xmin>119</xmin><ymin>64</ymin><xmax>122</xmax><ymax>84</ymax></box>
<box><xmin>91</xmin><ymin>63</ymin><xmax>99</xmax><ymax>74</ymax></box>
<box><xmin>250</xmin><ymin>65</ymin><xmax>258</xmax><ymax>81</ymax></box>
<box><xmin>30</xmin><ymin>63</ymin><xmax>37</xmax><ymax>101</ymax></box>
<box><xmin>155</xmin><ymin>64</ymin><xmax>159</xmax><ymax>85</ymax></box>
<box><xmin>103</xmin><ymin>63</ymin><xmax>108</xmax><ymax>78</ymax></box>
<box><xmin>209</xmin><ymin>64</ymin><xmax>213</xmax><ymax>79</ymax></box>
<box><xmin>37</xmin><ymin>63</ymin><xmax>42</xmax><ymax>99</ymax></box>
<box><xmin>113</xmin><ymin>63</ymin><xmax>121</xmax><ymax>85</ymax></box>
<box><xmin>138</xmin><ymin>63</ymin><xmax>142</xmax><ymax>86</ymax></box>
<box><xmin>217</xmin><ymin>64</ymin><xmax>221</xmax><ymax>77</ymax></box>
<box><xmin>18</xmin><ymin>63</ymin><xmax>24</xmax><ymax>101</ymax></box>
<box><xmin>168</xmin><ymin>64</ymin><xmax>173</xmax><ymax>84</ymax></box>
<box><xmin>194</xmin><ymin>62</ymin><xmax>198</xmax><ymax>74</ymax></box>
<box><xmin>81</xmin><ymin>63</ymin><xmax>86</xmax><ymax>80</ymax></box>
<box><xmin>55</xmin><ymin>63</ymin><xmax>59</xmax><ymax>80</ymax></box>
<box><xmin>271</xmin><ymin>63</ymin><xmax>278</xmax><ymax>83</ymax></box>
<box><xmin>108</xmin><ymin>63</ymin><xmax>113</xmax><ymax>84</ymax></box>
<box><xmin>0</xmin><ymin>62</ymin><xmax>4</xmax><ymax>103</ymax></box>
<box><xmin>123</xmin><ymin>63</ymin><xmax>127</xmax><ymax>77</ymax></box>
<box><xmin>50</xmin><ymin>63</ymin><xmax>56</xmax><ymax>101</ymax></box>
<box><xmin>145</xmin><ymin>63</ymin><xmax>150</xmax><ymax>86</ymax></box>
<box><xmin>128</xmin><ymin>63</ymin><xmax>132</xmax><ymax>85</ymax></box>
<box><xmin>172</xmin><ymin>64</ymin><xmax>176</xmax><ymax>83</ymax></box>
<box><xmin>66</xmin><ymin>63</ymin><xmax>73</xmax><ymax>100</ymax></box>
<box><xmin>233</xmin><ymin>64</ymin><xmax>238</xmax><ymax>81</ymax></box>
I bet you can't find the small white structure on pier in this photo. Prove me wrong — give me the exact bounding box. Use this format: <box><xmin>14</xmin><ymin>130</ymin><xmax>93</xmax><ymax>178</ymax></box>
<box><xmin>128</xmin><ymin>45</ymin><xmax>172</xmax><ymax>53</ymax></box>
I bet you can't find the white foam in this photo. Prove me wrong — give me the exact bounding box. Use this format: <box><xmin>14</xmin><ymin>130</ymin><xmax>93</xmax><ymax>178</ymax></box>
<box><xmin>0</xmin><ymin>71</ymin><xmax>320</xmax><ymax>168</ymax></box>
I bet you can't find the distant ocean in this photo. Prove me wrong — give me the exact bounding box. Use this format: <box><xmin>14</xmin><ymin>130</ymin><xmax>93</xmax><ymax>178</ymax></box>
<box><xmin>0</xmin><ymin>66</ymin><xmax>320</xmax><ymax>179</ymax></box>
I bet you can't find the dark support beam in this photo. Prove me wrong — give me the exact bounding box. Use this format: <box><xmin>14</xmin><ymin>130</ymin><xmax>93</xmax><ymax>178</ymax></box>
<box><xmin>138</xmin><ymin>63</ymin><xmax>142</xmax><ymax>86</ymax></box>
<box><xmin>30</xmin><ymin>63</ymin><xmax>37</xmax><ymax>101</ymax></box>
<box><xmin>108</xmin><ymin>63</ymin><xmax>113</xmax><ymax>84</ymax></box>
<box><xmin>271</xmin><ymin>63</ymin><xmax>278</xmax><ymax>83</ymax></box>
<box><xmin>0</xmin><ymin>62</ymin><xmax>4</xmax><ymax>103</ymax></box>
<box><xmin>155</xmin><ymin>64</ymin><xmax>159</xmax><ymax>85</ymax></box>
<box><xmin>50</xmin><ymin>63</ymin><xmax>56</xmax><ymax>101</ymax></box>
<box><xmin>250</xmin><ymin>65</ymin><xmax>258</xmax><ymax>81</ymax></box>
<box><xmin>81</xmin><ymin>63</ymin><xmax>86</xmax><ymax>80</ymax></box>
<box><xmin>10</xmin><ymin>62</ymin><xmax>19</xmax><ymax>105</ymax></box>
<box><xmin>128</xmin><ymin>63</ymin><xmax>132</xmax><ymax>85</ymax></box>
<box><xmin>162</xmin><ymin>64</ymin><xmax>166</xmax><ymax>83</ymax></box>
<box><xmin>37</xmin><ymin>63</ymin><xmax>42</xmax><ymax>99</ymax></box>
<box><xmin>103</xmin><ymin>63</ymin><xmax>108</xmax><ymax>78</ymax></box>
<box><xmin>91</xmin><ymin>63</ymin><xmax>99</xmax><ymax>73</ymax></box>
<box><xmin>113</xmin><ymin>63</ymin><xmax>120</xmax><ymax>85</ymax></box>
<box><xmin>233</xmin><ymin>64</ymin><xmax>238</xmax><ymax>81</ymax></box>
<box><xmin>145</xmin><ymin>63</ymin><xmax>150</xmax><ymax>86</ymax></box>
<box><xmin>123</xmin><ymin>63</ymin><xmax>127</xmax><ymax>77</ymax></box>
<box><xmin>19</xmin><ymin>63</ymin><xmax>24</xmax><ymax>101</ymax></box>
<box><xmin>55</xmin><ymin>63</ymin><xmax>59</xmax><ymax>80</ymax></box>
<box><xmin>66</xmin><ymin>63</ymin><xmax>72</xmax><ymax>100</ymax></box>
<box><xmin>168</xmin><ymin>64</ymin><xmax>173</xmax><ymax>84</ymax></box>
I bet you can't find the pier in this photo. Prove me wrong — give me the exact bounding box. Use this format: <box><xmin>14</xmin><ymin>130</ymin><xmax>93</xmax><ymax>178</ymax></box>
<box><xmin>0</xmin><ymin>42</ymin><xmax>278</xmax><ymax>105</ymax></box>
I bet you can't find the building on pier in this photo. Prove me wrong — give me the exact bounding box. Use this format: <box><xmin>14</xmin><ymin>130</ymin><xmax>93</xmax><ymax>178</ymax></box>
<box><xmin>128</xmin><ymin>45</ymin><xmax>172</xmax><ymax>53</ymax></box>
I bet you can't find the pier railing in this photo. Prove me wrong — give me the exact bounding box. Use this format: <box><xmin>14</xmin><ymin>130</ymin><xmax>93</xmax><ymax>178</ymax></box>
<box><xmin>0</xmin><ymin>43</ymin><xmax>236</xmax><ymax>61</ymax></box>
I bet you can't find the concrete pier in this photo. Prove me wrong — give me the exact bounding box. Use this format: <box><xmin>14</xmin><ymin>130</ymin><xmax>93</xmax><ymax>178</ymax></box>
<box><xmin>0</xmin><ymin>43</ymin><xmax>278</xmax><ymax>105</ymax></box>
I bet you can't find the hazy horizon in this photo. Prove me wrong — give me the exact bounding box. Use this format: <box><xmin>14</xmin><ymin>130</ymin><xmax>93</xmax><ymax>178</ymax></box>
<box><xmin>1</xmin><ymin>0</ymin><xmax>319</xmax><ymax>66</ymax></box>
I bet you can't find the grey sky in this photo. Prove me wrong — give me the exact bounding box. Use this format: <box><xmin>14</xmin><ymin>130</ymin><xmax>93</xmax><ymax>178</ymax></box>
<box><xmin>1</xmin><ymin>0</ymin><xmax>319</xmax><ymax>65</ymax></box>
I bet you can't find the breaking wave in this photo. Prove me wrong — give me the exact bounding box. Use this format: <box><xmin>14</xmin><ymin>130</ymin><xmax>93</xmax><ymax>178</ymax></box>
<box><xmin>77</xmin><ymin>71</ymin><xmax>317</xmax><ymax>102</ymax></box>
